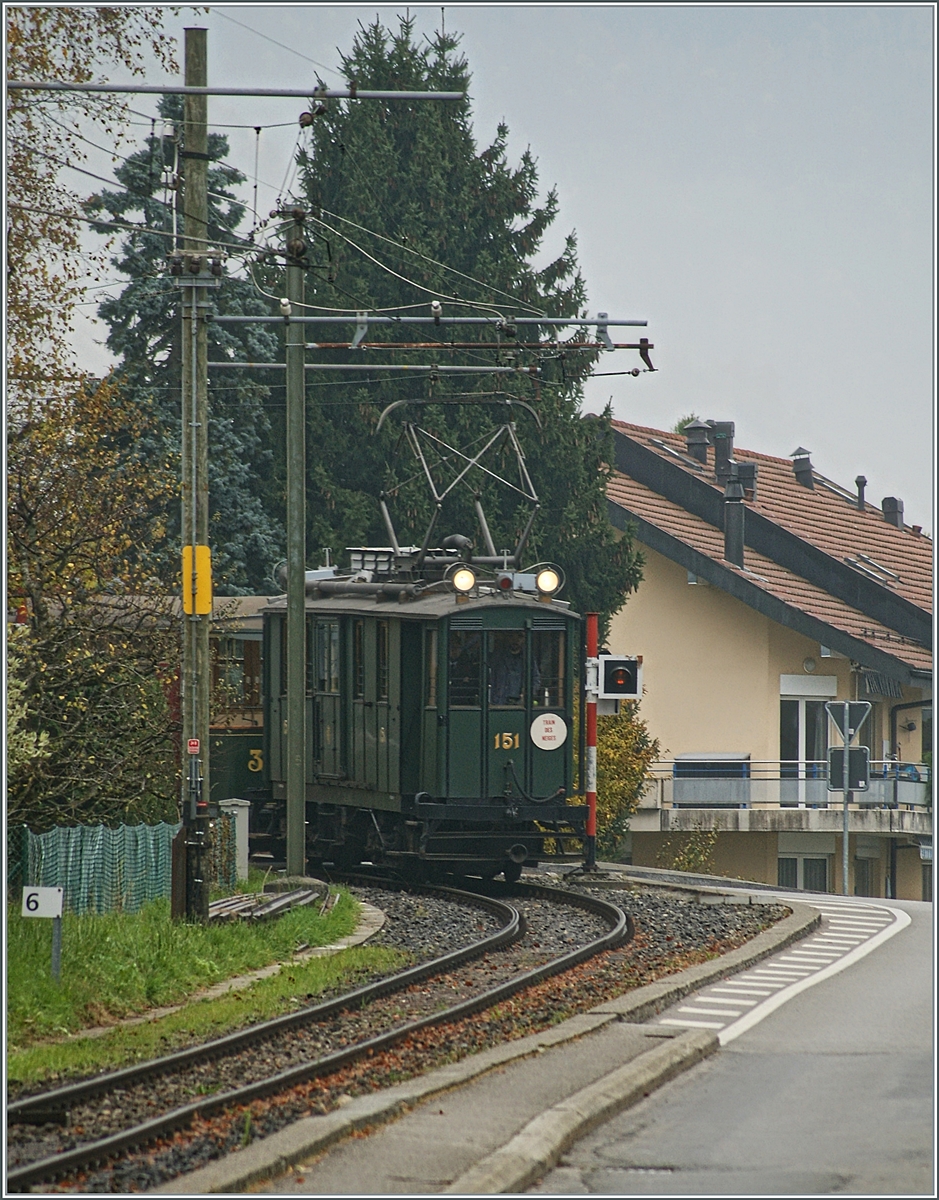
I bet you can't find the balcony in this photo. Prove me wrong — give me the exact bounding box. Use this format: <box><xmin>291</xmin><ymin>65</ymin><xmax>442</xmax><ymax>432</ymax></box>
<box><xmin>630</xmin><ymin>759</ymin><xmax>932</xmax><ymax>838</ymax></box>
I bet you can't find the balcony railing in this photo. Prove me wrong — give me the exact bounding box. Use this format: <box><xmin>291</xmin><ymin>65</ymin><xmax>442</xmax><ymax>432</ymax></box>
<box><xmin>640</xmin><ymin>761</ymin><xmax>932</xmax><ymax>810</ymax></box>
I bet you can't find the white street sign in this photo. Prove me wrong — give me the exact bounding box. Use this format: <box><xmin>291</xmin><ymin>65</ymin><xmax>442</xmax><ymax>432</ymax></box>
<box><xmin>22</xmin><ymin>886</ymin><xmax>64</xmax><ymax>918</ymax></box>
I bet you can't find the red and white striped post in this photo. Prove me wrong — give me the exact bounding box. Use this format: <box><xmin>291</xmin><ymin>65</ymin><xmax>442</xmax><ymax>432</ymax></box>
<box><xmin>585</xmin><ymin>612</ymin><xmax>599</xmax><ymax>870</ymax></box>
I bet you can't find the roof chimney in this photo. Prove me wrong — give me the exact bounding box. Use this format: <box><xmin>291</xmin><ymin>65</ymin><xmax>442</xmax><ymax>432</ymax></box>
<box><xmin>790</xmin><ymin>447</ymin><xmax>814</xmax><ymax>489</ymax></box>
<box><xmin>855</xmin><ymin>475</ymin><xmax>867</xmax><ymax>511</ymax></box>
<box><xmin>723</xmin><ymin>474</ymin><xmax>746</xmax><ymax>567</ymax></box>
<box><xmin>882</xmin><ymin>496</ymin><xmax>904</xmax><ymax>528</ymax></box>
<box><xmin>708</xmin><ymin>420</ymin><xmax>735</xmax><ymax>484</ymax></box>
<box><xmin>736</xmin><ymin>460</ymin><xmax>758</xmax><ymax>499</ymax></box>
<box><xmin>684</xmin><ymin>418</ymin><xmax>711</xmax><ymax>463</ymax></box>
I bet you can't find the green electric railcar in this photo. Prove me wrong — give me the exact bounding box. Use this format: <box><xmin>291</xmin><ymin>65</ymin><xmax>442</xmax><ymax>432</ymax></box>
<box><xmin>253</xmin><ymin>573</ymin><xmax>587</xmax><ymax>880</ymax></box>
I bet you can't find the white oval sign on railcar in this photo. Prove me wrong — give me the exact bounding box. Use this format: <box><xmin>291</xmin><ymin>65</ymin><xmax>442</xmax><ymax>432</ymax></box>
<box><xmin>530</xmin><ymin>713</ymin><xmax>568</xmax><ymax>750</ymax></box>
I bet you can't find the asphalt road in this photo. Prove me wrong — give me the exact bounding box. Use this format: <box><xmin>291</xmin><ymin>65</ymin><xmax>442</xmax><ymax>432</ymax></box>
<box><xmin>531</xmin><ymin>895</ymin><xmax>934</xmax><ymax>1196</ymax></box>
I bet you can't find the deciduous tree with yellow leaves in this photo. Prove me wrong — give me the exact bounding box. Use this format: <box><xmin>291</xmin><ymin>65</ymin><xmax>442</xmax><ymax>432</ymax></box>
<box><xmin>6</xmin><ymin>9</ymin><xmax>184</xmax><ymax>831</ymax></box>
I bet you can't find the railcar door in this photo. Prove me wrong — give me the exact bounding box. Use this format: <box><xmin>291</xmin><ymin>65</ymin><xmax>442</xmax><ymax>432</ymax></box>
<box><xmin>528</xmin><ymin>626</ymin><xmax>569</xmax><ymax>798</ymax></box>
<box><xmin>446</xmin><ymin>623</ymin><xmax>483</xmax><ymax>798</ymax></box>
<box><xmin>486</xmin><ymin>629</ymin><xmax>530</xmax><ymax>800</ymax></box>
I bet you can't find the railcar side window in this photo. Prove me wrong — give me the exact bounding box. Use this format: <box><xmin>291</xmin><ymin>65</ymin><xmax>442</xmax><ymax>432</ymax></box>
<box><xmin>377</xmin><ymin>621</ymin><xmax>389</xmax><ymax>701</ymax></box>
<box><xmin>425</xmin><ymin>628</ymin><xmax>438</xmax><ymax>707</ymax></box>
<box><xmin>488</xmin><ymin>630</ymin><xmax>527</xmax><ymax>708</ymax></box>
<box><xmin>532</xmin><ymin>631</ymin><xmax>564</xmax><ymax>708</ymax></box>
<box><xmin>316</xmin><ymin>621</ymin><xmax>340</xmax><ymax>693</ymax></box>
<box><xmin>353</xmin><ymin>620</ymin><xmax>365</xmax><ymax>698</ymax></box>
<box><xmin>449</xmin><ymin>630</ymin><xmax>481</xmax><ymax>707</ymax></box>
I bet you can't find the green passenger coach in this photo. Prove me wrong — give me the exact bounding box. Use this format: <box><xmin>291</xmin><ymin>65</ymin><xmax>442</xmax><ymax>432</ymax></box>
<box><xmin>257</xmin><ymin>575</ymin><xmax>587</xmax><ymax>880</ymax></box>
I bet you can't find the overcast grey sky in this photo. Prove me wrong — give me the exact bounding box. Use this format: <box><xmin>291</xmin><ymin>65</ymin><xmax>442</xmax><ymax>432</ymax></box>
<box><xmin>71</xmin><ymin>4</ymin><xmax>935</xmax><ymax>530</ymax></box>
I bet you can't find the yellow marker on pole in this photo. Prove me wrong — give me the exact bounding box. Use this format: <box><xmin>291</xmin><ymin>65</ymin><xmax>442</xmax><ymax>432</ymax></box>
<box><xmin>182</xmin><ymin>545</ymin><xmax>212</xmax><ymax>614</ymax></box>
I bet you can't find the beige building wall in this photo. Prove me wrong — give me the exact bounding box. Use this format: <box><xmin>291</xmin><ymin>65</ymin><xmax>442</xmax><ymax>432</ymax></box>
<box><xmin>631</xmin><ymin>831</ymin><xmax>778</xmax><ymax>885</ymax></box>
<box><xmin>610</xmin><ymin>543</ymin><xmax>926</xmax><ymax>765</ymax></box>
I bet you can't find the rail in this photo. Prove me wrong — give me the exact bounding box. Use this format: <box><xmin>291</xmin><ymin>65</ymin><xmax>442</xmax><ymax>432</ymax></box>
<box><xmin>6</xmin><ymin>879</ymin><xmax>628</xmax><ymax>1192</ymax></box>
<box><xmin>638</xmin><ymin>760</ymin><xmax>931</xmax><ymax>810</ymax></box>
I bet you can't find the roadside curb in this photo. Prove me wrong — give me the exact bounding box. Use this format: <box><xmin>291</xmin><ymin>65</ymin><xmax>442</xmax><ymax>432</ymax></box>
<box><xmin>151</xmin><ymin>898</ymin><xmax>819</xmax><ymax>1194</ymax></box>
<box><xmin>443</xmin><ymin>1028</ymin><xmax>718</xmax><ymax>1194</ymax></box>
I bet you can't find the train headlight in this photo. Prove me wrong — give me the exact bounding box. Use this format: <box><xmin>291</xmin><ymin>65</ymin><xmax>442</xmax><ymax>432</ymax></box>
<box><xmin>535</xmin><ymin>566</ymin><xmax>562</xmax><ymax>597</ymax></box>
<box><xmin>450</xmin><ymin>566</ymin><xmax>477</xmax><ymax>594</ymax></box>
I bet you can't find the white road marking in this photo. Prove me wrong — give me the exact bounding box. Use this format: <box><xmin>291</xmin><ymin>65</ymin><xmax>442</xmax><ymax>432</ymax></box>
<box><xmin>695</xmin><ymin>996</ymin><xmax>757</xmax><ymax>1007</ymax></box>
<box><xmin>745</xmin><ymin>967</ymin><xmax>814</xmax><ymax>976</ymax></box>
<box><xmin>718</xmin><ymin>903</ymin><xmax>910</xmax><ymax>1045</ymax></box>
<box><xmin>710</xmin><ymin>985</ymin><xmax>778</xmax><ymax>995</ymax></box>
<box><xmin>653</xmin><ymin>897</ymin><xmax>910</xmax><ymax>1046</ymax></box>
<box><xmin>678</xmin><ymin>1006</ymin><xmax>743</xmax><ymax>1017</ymax></box>
<box><xmin>659</xmin><ymin>1018</ymin><xmax>725</xmax><ymax>1029</ymax></box>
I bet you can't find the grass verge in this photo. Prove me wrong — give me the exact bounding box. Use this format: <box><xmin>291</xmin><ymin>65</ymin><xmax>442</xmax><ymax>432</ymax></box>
<box><xmin>7</xmin><ymin>942</ymin><xmax>408</xmax><ymax>1089</ymax></box>
<box><xmin>7</xmin><ymin>882</ymin><xmax>361</xmax><ymax>1053</ymax></box>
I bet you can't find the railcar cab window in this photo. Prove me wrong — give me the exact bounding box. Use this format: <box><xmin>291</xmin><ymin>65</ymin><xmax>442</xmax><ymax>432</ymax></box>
<box><xmin>425</xmin><ymin>627</ymin><xmax>438</xmax><ymax>707</ymax></box>
<box><xmin>316</xmin><ymin>621</ymin><xmax>340</xmax><ymax>693</ymax></box>
<box><xmin>532</xmin><ymin>631</ymin><xmax>564</xmax><ymax>708</ymax></box>
<box><xmin>489</xmin><ymin>630</ymin><xmax>530</xmax><ymax>708</ymax></box>
<box><xmin>377</xmin><ymin>620</ymin><xmax>389</xmax><ymax>701</ymax></box>
<box><xmin>353</xmin><ymin>620</ymin><xmax>365</xmax><ymax>698</ymax></box>
<box><xmin>449</xmin><ymin>630</ymin><xmax>481</xmax><ymax>707</ymax></box>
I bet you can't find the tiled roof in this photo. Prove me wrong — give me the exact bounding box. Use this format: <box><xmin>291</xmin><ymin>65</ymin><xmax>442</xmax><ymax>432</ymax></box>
<box><xmin>607</xmin><ymin>422</ymin><xmax>932</xmax><ymax>678</ymax></box>
<box><xmin>611</xmin><ymin>421</ymin><xmax>933</xmax><ymax>614</ymax></box>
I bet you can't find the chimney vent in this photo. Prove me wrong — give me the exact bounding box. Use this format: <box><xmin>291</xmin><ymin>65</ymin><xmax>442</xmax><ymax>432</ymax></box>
<box><xmin>855</xmin><ymin>475</ymin><xmax>867</xmax><ymax>511</ymax></box>
<box><xmin>736</xmin><ymin>461</ymin><xmax>757</xmax><ymax>499</ymax></box>
<box><xmin>911</xmin><ymin>525</ymin><xmax>922</xmax><ymax>537</ymax></box>
<box><xmin>708</xmin><ymin>421</ymin><xmax>735</xmax><ymax>484</ymax></box>
<box><xmin>684</xmin><ymin>418</ymin><xmax>711</xmax><ymax>463</ymax></box>
<box><xmin>790</xmin><ymin>447</ymin><xmax>814</xmax><ymax>489</ymax></box>
<box><xmin>882</xmin><ymin>497</ymin><xmax>904</xmax><ymax>528</ymax></box>
<box><xmin>723</xmin><ymin>475</ymin><xmax>745</xmax><ymax>567</ymax></box>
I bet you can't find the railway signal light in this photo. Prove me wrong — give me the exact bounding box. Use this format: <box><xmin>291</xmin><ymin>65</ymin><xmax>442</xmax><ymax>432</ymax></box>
<box><xmin>598</xmin><ymin>654</ymin><xmax>643</xmax><ymax>699</ymax></box>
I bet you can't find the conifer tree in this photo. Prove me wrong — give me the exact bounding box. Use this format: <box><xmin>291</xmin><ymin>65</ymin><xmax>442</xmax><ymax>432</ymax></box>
<box><xmin>88</xmin><ymin>96</ymin><xmax>284</xmax><ymax>593</ymax></box>
<box><xmin>281</xmin><ymin>16</ymin><xmax>642</xmax><ymax>619</ymax></box>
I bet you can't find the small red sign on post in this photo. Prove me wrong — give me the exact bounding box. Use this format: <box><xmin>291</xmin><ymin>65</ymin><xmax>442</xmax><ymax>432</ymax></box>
<box><xmin>187</xmin><ymin>739</ymin><xmax>200</xmax><ymax>755</ymax></box>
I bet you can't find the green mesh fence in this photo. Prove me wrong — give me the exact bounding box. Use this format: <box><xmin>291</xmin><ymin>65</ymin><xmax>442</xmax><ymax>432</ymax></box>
<box><xmin>13</xmin><ymin>816</ymin><xmax>236</xmax><ymax>915</ymax></box>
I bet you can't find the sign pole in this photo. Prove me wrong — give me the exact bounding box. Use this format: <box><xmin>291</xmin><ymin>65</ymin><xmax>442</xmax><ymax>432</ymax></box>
<box><xmin>22</xmin><ymin>887</ymin><xmax>65</xmax><ymax>981</ymax></box>
<box><xmin>51</xmin><ymin>916</ymin><xmax>62</xmax><ymax>983</ymax></box>
<box><xmin>826</xmin><ymin>700</ymin><xmax>871</xmax><ymax>896</ymax></box>
<box><xmin>584</xmin><ymin>613</ymin><xmax>599</xmax><ymax>871</ymax></box>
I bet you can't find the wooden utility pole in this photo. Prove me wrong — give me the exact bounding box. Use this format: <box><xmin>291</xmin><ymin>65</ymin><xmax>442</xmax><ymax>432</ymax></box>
<box><xmin>179</xmin><ymin>26</ymin><xmax>213</xmax><ymax>921</ymax></box>
<box><xmin>284</xmin><ymin>210</ymin><xmax>307</xmax><ymax>878</ymax></box>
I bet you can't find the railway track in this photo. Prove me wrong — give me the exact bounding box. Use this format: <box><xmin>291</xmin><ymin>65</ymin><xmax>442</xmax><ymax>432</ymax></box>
<box><xmin>6</xmin><ymin>878</ymin><xmax>630</xmax><ymax>1193</ymax></box>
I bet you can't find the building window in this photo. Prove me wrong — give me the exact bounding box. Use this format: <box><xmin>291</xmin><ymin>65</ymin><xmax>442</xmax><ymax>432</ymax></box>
<box><xmin>777</xmin><ymin>855</ymin><xmax>829</xmax><ymax>892</ymax></box>
<box><xmin>778</xmin><ymin>857</ymin><xmax>797</xmax><ymax>889</ymax></box>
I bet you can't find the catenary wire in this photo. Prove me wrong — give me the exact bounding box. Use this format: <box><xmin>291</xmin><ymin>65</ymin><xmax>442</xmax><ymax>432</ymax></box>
<box><xmin>211</xmin><ymin>9</ymin><xmax>345</xmax><ymax>80</ymax></box>
<box><xmin>306</xmin><ymin>213</ymin><xmax>507</xmax><ymax>317</ymax></box>
<box><xmin>319</xmin><ymin>207</ymin><xmax>546</xmax><ymax>317</ymax></box>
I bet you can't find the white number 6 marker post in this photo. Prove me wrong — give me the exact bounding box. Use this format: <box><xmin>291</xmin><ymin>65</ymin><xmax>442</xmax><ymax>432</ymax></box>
<box><xmin>22</xmin><ymin>887</ymin><xmax>65</xmax><ymax>981</ymax></box>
